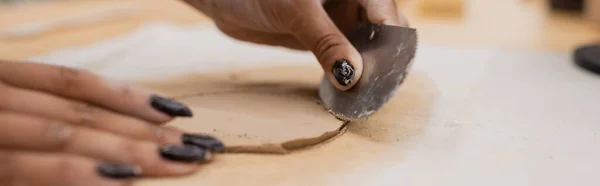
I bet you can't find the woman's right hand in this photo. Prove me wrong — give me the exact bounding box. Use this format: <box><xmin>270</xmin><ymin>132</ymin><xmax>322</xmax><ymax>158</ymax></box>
<box><xmin>0</xmin><ymin>60</ymin><xmax>224</xmax><ymax>186</ymax></box>
<box><xmin>182</xmin><ymin>0</ymin><xmax>408</xmax><ymax>91</ymax></box>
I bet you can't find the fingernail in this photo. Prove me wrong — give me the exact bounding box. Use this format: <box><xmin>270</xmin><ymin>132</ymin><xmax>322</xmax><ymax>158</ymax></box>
<box><xmin>97</xmin><ymin>162</ymin><xmax>141</xmax><ymax>179</ymax></box>
<box><xmin>159</xmin><ymin>145</ymin><xmax>211</xmax><ymax>162</ymax></box>
<box><xmin>332</xmin><ymin>59</ymin><xmax>355</xmax><ymax>86</ymax></box>
<box><xmin>150</xmin><ymin>95</ymin><xmax>193</xmax><ymax>117</ymax></box>
<box><xmin>182</xmin><ymin>134</ymin><xmax>225</xmax><ymax>153</ymax></box>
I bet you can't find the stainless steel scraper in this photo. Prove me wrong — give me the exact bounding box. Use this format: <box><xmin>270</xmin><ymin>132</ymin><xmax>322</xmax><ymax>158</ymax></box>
<box><xmin>318</xmin><ymin>23</ymin><xmax>418</xmax><ymax>121</ymax></box>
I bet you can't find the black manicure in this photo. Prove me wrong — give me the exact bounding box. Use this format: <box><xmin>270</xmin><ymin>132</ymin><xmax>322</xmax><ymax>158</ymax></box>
<box><xmin>97</xmin><ymin>162</ymin><xmax>141</xmax><ymax>179</ymax></box>
<box><xmin>159</xmin><ymin>145</ymin><xmax>210</xmax><ymax>162</ymax></box>
<box><xmin>332</xmin><ymin>59</ymin><xmax>355</xmax><ymax>86</ymax></box>
<box><xmin>182</xmin><ymin>134</ymin><xmax>225</xmax><ymax>153</ymax></box>
<box><xmin>150</xmin><ymin>95</ymin><xmax>193</xmax><ymax>117</ymax></box>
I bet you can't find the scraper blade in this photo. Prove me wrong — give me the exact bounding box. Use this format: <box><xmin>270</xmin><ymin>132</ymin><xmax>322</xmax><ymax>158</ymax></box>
<box><xmin>318</xmin><ymin>23</ymin><xmax>418</xmax><ymax>121</ymax></box>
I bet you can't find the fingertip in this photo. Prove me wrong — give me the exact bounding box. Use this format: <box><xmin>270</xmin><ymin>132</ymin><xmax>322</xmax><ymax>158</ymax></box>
<box><xmin>322</xmin><ymin>50</ymin><xmax>363</xmax><ymax>91</ymax></box>
<box><xmin>380</xmin><ymin>17</ymin><xmax>408</xmax><ymax>27</ymax></box>
<box><xmin>150</xmin><ymin>95</ymin><xmax>193</xmax><ymax>117</ymax></box>
<box><xmin>396</xmin><ymin>14</ymin><xmax>411</xmax><ymax>27</ymax></box>
<box><xmin>357</xmin><ymin>0</ymin><xmax>409</xmax><ymax>27</ymax></box>
<box><xmin>148</xmin><ymin>94</ymin><xmax>192</xmax><ymax>124</ymax></box>
<box><xmin>382</xmin><ymin>19</ymin><xmax>395</xmax><ymax>26</ymax></box>
<box><xmin>102</xmin><ymin>78</ymin><xmax>176</xmax><ymax>124</ymax></box>
<box><xmin>97</xmin><ymin>162</ymin><xmax>142</xmax><ymax>179</ymax></box>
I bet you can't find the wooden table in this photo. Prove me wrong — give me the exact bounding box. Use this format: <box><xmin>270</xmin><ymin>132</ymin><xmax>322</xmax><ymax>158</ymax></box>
<box><xmin>0</xmin><ymin>0</ymin><xmax>598</xmax><ymax>61</ymax></box>
<box><xmin>2</xmin><ymin>1</ymin><xmax>600</xmax><ymax>186</ymax></box>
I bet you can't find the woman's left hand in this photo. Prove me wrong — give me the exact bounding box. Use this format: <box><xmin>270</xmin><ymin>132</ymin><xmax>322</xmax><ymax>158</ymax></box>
<box><xmin>0</xmin><ymin>60</ymin><xmax>224</xmax><ymax>186</ymax></box>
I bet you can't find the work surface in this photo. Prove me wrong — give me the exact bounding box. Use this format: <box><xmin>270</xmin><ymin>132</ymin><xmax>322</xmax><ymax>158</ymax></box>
<box><xmin>27</xmin><ymin>23</ymin><xmax>600</xmax><ymax>186</ymax></box>
<box><xmin>2</xmin><ymin>0</ymin><xmax>600</xmax><ymax>186</ymax></box>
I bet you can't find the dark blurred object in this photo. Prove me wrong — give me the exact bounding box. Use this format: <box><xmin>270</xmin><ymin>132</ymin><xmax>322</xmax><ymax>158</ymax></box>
<box><xmin>574</xmin><ymin>44</ymin><xmax>600</xmax><ymax>75</ymax></box>
<box><xmin>550</xmin><ymin>0</ymin><xmax>585</xmax><ymax>12</ymax></box>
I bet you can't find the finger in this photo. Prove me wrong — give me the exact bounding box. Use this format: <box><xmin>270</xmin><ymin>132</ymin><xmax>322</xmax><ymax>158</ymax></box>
<box><xmin>0</xmin><ymin>61</ymin><xmax>192</xmax><ymax>124</ymax></box>
<box><xmin>286</xmin><ymin>1</ymin><xmax>363</xmax><ymax>91</ymax></box>
<box><xmin>217</xmin><ymin>27</ymin><xmax>308</xmax><ymax>50</ymax></box>
<box><xmin>0</xmin><ymin>113</ymin><xmax>213</xmax><ymax>177</ymax></box>
<box><xmin>0</xmin><ymin>150</ymin><xmax>129</xmax><ymax>186</ymax></box>
<box><xmin>356</xmin><ymin>0</ymin><xmax>409</xmax><ymax>26</ymax></box>
<box><xmin>0</xmin><ymin>82</ymin><xmax>183</xmax><ymax>145</ymax></box>
<box><xmin>183</xmin><ymin>0</ymin><xmax>310</xmax><ymax>51</ymax></box>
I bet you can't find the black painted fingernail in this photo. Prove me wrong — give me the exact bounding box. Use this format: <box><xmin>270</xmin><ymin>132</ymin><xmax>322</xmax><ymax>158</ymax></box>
<box><xmin>97</xmin><ymin>162</ymin><xmax>141</xmax><ymax>179</ymax></box>
<box><xmin>159</xmin><ymin>145</ymin><xmax>210</xmax><ymax>162</ymax></box>
<box><xmin>182</xmin><ymin>134</ymin><xmax>225</xmax><ymax>153</ymax></box>
<box><xmin>332</xmin><ymin>59</ymin><xmax>355</xmax><ymax>86</ymax></box>
<box><xmin>150</xmin><ymin>95</ymin><xmax>193</xmax><ymax>117</ymax></box>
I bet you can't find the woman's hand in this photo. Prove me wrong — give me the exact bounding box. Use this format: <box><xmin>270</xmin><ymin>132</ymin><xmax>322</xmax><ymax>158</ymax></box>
<box><xmin>182</xmin><ymin>0</ymin><xmax>408</xmax><ymax>91</ymax></box>
<box><xmin>0</xmin><ymin>60</ymin><xmax>224</xmax><ymax>186</ymax></box>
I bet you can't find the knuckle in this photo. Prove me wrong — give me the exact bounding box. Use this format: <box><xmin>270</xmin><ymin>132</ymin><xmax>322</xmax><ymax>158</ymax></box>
<box><xmin>55</xmin><ymin>66</ymin><xmax>82</xmax><ymax>91</ymax></box>
<box><xmin>120</xmin><ymin>142</ymin><xmax>159</xmax><ymax>169</ymax></box>
<box><xmin>259</xmin><ymin>1</ymin><xmax>293</xmax><ymax>31</ymax></box>
<box><xmin>43</xmin><ymin>122</ymin><xmax>76</xmax><ymax>151</ymax></box>
<box><xmin>151</xmin><ymin>127</ymin><xmax>180</xmax><ymax>145</ymax></box>
<box><xmin>117</xmin><ymin>139</ymin><xmax>147</xmax><ymax>165</ymax></box>
<box><xmin>314</xmin><ymin>34</ymin><xmax>344</xmax><ymax>58</ymax></box>
<box><xmin>70</xmin><ymin>102</ymin><xmax>98</xmax><ymax>128</ymax></box>
<box><xmin>150</xmin><ymin>127</ymin><xmax>168</xmax><ymax>144</ymax></box>
<box><xmin>116</xmin><ymin>84</ymin><xmax>136</xmax><ymax>101</ymax></box>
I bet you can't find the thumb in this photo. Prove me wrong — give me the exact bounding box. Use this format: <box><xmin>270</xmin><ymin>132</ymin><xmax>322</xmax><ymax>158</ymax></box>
<box><xmin>288</xmin><ymin>2</ymin><xmax>363</xmax><ymax>91</ymax></box>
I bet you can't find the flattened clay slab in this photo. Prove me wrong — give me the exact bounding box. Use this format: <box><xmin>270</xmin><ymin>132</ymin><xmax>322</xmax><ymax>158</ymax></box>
<box><xmin>141</xmin><ymin>66</ymin><xmax>347</xmax><ymax>154</ymax></box>
<box><xmin>134</xmin><ymin>70</ymin><xmax>437</xmax><ymax>186</ymax></box>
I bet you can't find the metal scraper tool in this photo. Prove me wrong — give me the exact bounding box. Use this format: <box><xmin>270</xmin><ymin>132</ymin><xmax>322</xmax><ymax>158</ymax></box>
<box><xmin>318</xmin><ymin>22</ymin><xmax>418</xmax><ymax>121</ymax></box>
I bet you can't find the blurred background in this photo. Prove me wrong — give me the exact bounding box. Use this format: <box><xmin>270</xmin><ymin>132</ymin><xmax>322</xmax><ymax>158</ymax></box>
<box><xmin>0</xmin><ymin>0</ymin><xmax>598</xmax><ymax>61</ymax></box>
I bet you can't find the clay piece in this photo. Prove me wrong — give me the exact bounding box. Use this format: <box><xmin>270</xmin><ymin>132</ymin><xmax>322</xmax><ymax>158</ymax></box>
<box><xmin>140</xmin><ymin>66</ymin><xmax>348</xmax><ymax>154</ymax></box>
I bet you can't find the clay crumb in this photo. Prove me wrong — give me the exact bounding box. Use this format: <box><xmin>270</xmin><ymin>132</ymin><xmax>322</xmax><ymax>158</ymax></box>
<box><xmin>222</xmin><ymin>121</ymin><xmax>350</xmax><ymax>155</ymax></box>
<box><xmin>327</xmin><ymin>109</ymin><xmax>356</xmax><ymax>122</ymax></box>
